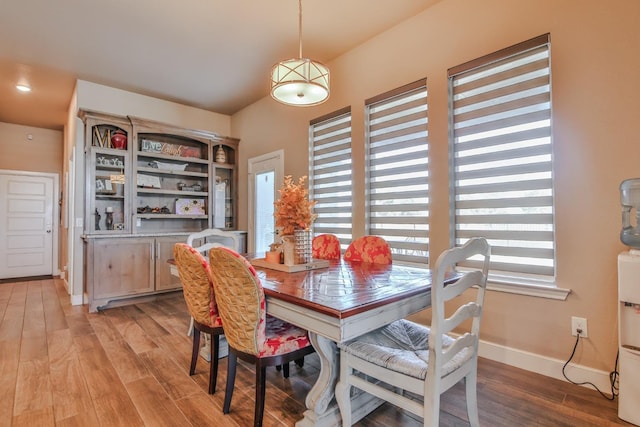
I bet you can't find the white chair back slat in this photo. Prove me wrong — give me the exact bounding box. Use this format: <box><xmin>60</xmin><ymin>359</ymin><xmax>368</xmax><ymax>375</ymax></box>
<box><xmin>187</xmin><ymin>228</ymin><xmax>241</xmax><ymax>254</ymax></box>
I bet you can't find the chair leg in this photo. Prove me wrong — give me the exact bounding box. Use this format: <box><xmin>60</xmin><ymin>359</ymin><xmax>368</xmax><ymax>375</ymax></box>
<box><xmin>223</xmin><ymin>353</ymin><xmax>237</xmax><ymax>414</ymax></box>
<box><xmin>335</xmin><ymin>352</ymin><xmax>353</xmax><ymax>427</ymax></box>
<box><xmin>465</xmin><ymin>371</ymin><xmax>480</xmax><ymax>427</ymax></box>
<box><xmin>190</xmin><ymin>329</ymin><xmax>201</xmax><ymax>376</ymax></box>
<box><xmin>209</xmin><ymin>333</ymin><xmax>220</xmax><ymax>394</ymax></box>
<box><xmin>425</xmin><ymin>377</ymin><xmax>440</xmax><ymax>427</ymax></box>
<box><xmin>254</xmin><ymin>365</ymin><xmax>267</xmax><ymax>427</ymax></box>
<box><xmin>294</xmin><ymin>357</ymin><xmax>304</xmax><ymax>368</ymax></box>
<box><xmin>283</xmin><ymin>362</ymin><xmax>290</xmax><ymax>378</ymax></box>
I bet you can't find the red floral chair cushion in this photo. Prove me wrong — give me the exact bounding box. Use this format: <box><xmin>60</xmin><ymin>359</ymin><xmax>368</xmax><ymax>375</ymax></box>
<box><xmin>312</xmin><ymin>234</ymin><xmax>341</xmax><ymax>260</ymax></box>
<box><xmin>208</xmin><ymin>247</ymin><xmax>311</xmax><ymax>358</ymax></box>
<box><xmin>343</xmin><ymin>236</ymin><xmax>393</xmax><ymax>264</ymax></box>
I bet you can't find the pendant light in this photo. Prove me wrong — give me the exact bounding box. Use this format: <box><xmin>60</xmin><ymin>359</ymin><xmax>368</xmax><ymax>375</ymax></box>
<box><xmin>270</xmin><ymin>0</ymin><xmax>329</xmax><ymax>106</ymax></box>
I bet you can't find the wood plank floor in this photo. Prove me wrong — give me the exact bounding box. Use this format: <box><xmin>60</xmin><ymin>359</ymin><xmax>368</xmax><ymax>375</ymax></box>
<box><xmin>0</xmin><ymin>278</ymin><xmax>631</xmax><ymax>426</ymax></box>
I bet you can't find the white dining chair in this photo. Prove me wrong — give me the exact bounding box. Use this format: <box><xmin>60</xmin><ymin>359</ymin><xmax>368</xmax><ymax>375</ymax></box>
<box><xmin>187</xmin><ymin>228</ymin><xmax>241</xmax><ymax>256</ymax></box>
<box><xmin>335</xmin><ymin>237</ymin><xmax>490</xmax><ymax>426</ymax></box>
<box><xmin>184</xmin><ymin>228</ymin><xmax>241</xmax><ymax>359</ymax></box>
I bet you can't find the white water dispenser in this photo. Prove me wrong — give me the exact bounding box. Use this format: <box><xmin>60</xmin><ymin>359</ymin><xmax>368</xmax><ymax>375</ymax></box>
<box><xmin>618</xmin><ymin>178</ymin><xmax>640</xmax><ymax>426</ymax></box>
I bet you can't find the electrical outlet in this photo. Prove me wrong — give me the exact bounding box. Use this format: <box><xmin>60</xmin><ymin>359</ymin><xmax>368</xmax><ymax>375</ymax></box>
<box><xmin>571</xmin><ymin>316</ymin><xmax>588</xmax><ymax>338</ymax></box>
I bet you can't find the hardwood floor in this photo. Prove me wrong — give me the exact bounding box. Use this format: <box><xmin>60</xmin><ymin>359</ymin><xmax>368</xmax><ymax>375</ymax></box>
<box><xmin>0</xmin><ymin>278</ymin><xmax>631</xmax><ymax>426</ymax></box>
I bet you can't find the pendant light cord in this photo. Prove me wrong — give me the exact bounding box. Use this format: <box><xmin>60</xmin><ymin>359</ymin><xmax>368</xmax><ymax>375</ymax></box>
<box><xmin>298</xmin><ymin>0</ymin><xmax>303</xmax><ymax>59</ymax></box>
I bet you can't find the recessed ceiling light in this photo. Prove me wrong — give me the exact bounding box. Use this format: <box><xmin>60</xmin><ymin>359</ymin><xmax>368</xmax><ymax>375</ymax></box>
<box><xmin>16</xmin><ymin>84</ymin><xmax>31</xmax><ymax>92</ymax></box>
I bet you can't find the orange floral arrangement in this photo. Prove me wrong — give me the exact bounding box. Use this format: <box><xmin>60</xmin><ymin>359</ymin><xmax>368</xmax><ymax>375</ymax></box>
<box><xmin>274</xmin><ymin>175</ymin><xmax>317</xmax><ymax>235</ymax></box>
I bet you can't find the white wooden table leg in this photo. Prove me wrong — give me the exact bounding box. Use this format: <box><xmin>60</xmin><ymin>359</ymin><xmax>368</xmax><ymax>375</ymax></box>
<box><xmin>297</xmin><ymin>333</ymin><xmax>386</xmax><ymax>426</ymax></box>
<box><xmin>296</xmin><ymin>333</ymin><xmax>343</xmax><ymax>427</ymax></box>
<box><xmin>306</xmin><ymin>333</ymin><xmax>338</xmax><ymax>413</ymax></box>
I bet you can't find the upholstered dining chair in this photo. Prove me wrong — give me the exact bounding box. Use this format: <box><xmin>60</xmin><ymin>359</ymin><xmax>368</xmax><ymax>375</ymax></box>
<box><xmin>343</xmin><ymin>235</ymin><xmax>392</xmax><ymax>264</ymax></box>
<box><xmin>173</xmin><ymin>243</ymin><xmax>224</xmax><ymax>395</ymax></box>
<box><xmin>208</xmin><ymin>247</ymin><xmax>316</xmax><ymax>427</ymax></box>
<box><xmin>335</xmin><ymin>237</ymin><xmax>490</xmax><ymax>426</ymax></box>
<box><xmin>185</xmin><ymin>228</ymin><xmax>240</xmax><ymax>340</ymax></box>
<box><xmin>312</xmin><ymin>233</ymin><xmax>342</xmax><ymax>260</ymax></box>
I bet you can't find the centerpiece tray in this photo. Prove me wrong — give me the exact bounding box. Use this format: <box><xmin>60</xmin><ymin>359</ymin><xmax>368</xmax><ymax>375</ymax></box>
<box><xmin>250</xmin><ymin>258</ymin><xmax>330</xmax><ymax>272</ymax></box>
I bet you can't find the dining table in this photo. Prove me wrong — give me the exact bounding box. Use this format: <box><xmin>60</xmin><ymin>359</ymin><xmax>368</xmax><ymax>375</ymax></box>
<box><xmin>170</xmin><ymin>254</ymin><xmax>458</xmax><ymax>426</ymax></box>
<box><xmin>248</xmin><ymin>256</ymin><xmax>460</xmax><ymax>427</ymax></box>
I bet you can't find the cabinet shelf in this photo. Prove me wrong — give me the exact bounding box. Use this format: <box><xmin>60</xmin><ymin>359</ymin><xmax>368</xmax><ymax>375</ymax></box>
<box><xmin>96</xmin><ymin>164</ymin><xmax>125</xmax><ymax>171</ymax></box>
<box><xmin>137</xmin><ymin>214</ymin><xmax>207</xmax><ymax>220</ymax></box>
<box><xmin>96</xmin><ymin>194</ymin><xmax>125</xmax><ymax>200</ymax></box>
<box><xmin>137</xmin><ymin>166</ymin><xmax>208</xmax><ymax>178</ymax></box>
<box><xmin>137</xmin><ymin>188</ymin><xmax>208</xmax><ymax>197</ymax></box>
<box><xmin>213</xmin><ymin>162</ymin><xmax>234</xmax><ymax>170</ymax></box>
<box><xmin>138</xmin><ymin>151</ymin><xmax>209</xmax><ymax>165</ymax></box>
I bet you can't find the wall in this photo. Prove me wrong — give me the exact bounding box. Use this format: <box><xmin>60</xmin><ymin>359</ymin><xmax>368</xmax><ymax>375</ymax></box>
<box><xmin>66</xmin><ymin>80</ymin><xmax>232</xmax><ymax>302</ymax></box>
<box><xmin>75</xmin><ymin>80</ymin><xmax>231</xmax><ymax>136</ymax></box>
<box><xmin>232</xmin><ymin>0</ymin><xmax>640</xmax><ymax>378</ymax></box>
<box><xmin>0</xmin><ymin>122</ymin><xmax>62</xmax><ymax>173</ymax></box>
<box><xmin>0</xmin><ymin>121</ymin><xmax>64</xmax><ymax>278</ymax></box>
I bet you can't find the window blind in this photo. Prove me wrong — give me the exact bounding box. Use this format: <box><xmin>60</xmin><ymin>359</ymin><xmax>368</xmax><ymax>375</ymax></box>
<box><xmin>366</xmin><ymin>80</ymin><xmax>429</xmax><ymax>264</ymax></box>
<box><xmin>309</xmin><ymin>107</ymin><xmax>353</xmax><ymax>246</ymax></box>
<box><xmin>449</xmin><ymin>34</ymin><xmax>555</xmax><ymax>279</ymax></box>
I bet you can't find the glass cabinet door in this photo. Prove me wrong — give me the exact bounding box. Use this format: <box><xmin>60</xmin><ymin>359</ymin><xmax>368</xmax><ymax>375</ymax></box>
<box><xmin>213</xmin><ymin>166</ymin><xmax>233</xmax><ymax>229</ymax></box>
<box><xmin>90</xmin><ymin>145</ymin><xmax>129</xmax><ymax>234</ymax></box>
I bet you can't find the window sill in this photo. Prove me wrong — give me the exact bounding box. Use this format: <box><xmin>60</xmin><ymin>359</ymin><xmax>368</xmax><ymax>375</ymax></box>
<box><xmin>487</xmin><ymin>278</ymin><xmax>570</xmax><ymax>300</ymax></box>
<box><xmin>395</xmin><ymin>262</ymin><xmax>571</xmax><ymax>300</ymax></box>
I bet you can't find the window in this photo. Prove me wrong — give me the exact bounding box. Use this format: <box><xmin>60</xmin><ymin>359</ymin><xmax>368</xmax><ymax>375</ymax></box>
<box><xmin>309</xmin><ymin>107</ymin><xmax>353</xmax><ymax>245</ymax></box>
<box><xmin>449</xmin><ymin>34</ymin><xmax>555</xmax><ymax>283</ymax></box>
<box><xmin>365</xmin><ymin>80</ymin><xmax>430</xmax><ymax>265</ymax></box>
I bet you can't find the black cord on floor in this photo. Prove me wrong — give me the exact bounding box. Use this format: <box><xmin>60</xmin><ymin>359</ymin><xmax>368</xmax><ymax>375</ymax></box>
<box><xmin>562</xmin><ymin>332</ymin><xmax>619</xmax><ymax>400</ymax></box>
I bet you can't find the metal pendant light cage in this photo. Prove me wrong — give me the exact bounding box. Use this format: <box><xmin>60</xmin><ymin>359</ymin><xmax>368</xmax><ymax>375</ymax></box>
<box><xmin>270</xmin><ymin>0</ymin><xmax>330</xmax><ymax>106</ymax></box>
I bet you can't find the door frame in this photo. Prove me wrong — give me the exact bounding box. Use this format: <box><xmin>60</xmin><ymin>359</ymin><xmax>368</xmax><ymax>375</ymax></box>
<box><xmin>247</xmin><ymin>150</ymin><xmax>284</xmax><ymax>253</ymax></box>
<box><xmin>0</xmin><ymin>169</ymin><xmax>60</xmax><ymax>278</ymax></box>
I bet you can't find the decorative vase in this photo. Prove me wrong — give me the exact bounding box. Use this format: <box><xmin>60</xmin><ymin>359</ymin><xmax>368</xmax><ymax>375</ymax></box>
<box><xmin>111</xmin><ymin>130</ymin><xmax>127</xmax><ymax>150</ymax></box>
<box><xmin>105</xmin><ymin>207</ymin><xmax>114</xmax><ymax>230</ymax></box>
<box><xmin>294</xmin><ymin>229</ymin><xmax>312</xmax><ymax>264</ymax></box>
<box><xmin>265</xmin><ymin>250</ymin><xmax>280</xmax><ymax>264</ymax></box>
<box><xmin>215</xmin><ymin>145</ymin><xmax>226</xmax><ymax>163</ymax></box>
<box><xmin>282</xmin><ymin>235</ymin><xmax>295</xmax><ymax>266</ymax></box>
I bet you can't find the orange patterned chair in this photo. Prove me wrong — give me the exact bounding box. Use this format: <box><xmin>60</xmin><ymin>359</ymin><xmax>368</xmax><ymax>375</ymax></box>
<box><xmin>208</xmin><ymin>247</ymin><xmax>315</xmax><ymax>427</ymax></box>
<box><xmin>312</xmin><ymin>233</ymin><xmax>342</xmax><ymax>260</ymax></box>
<box><xmin>343</xmin><ymin>235</ymin><xmax>392</xmax><ymax>264</ymax></box>
<box><xmin>173</xmin><ymin>243</ymin><xmax>224</xmax><ymax>394</ymax></box>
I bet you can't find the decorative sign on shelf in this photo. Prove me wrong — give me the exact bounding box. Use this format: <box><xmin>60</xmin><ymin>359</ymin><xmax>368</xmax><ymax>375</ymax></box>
<box><xmin>141</xmin><ymin>139</ymin><xmax>202</xmax><ymax>158</ymax></box>
<box><xmin>136</xmin><ymin>174</ymin><xmax>161</xmax><ymax>188</ymax></box>
<box><xmin>175</xmin><ymin>198</ymin><xmax>206</xmax><ymax>215</ymax></box>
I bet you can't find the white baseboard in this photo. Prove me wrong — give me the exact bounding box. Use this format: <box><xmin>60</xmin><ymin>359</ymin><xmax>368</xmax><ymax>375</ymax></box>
<box><xmin>70</xmin><ymin>293</ymin><xmax>84</xmax><ymax>306</ymax></box>
<box><xmin>479</xmin><ymin>339</ymin><xmax>614</xmax><ymax>394</ymax></box>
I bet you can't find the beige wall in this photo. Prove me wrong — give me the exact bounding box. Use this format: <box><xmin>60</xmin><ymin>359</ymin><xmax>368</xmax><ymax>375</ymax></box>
<box><xmin>0</xmin><ymin>122</ymin><xmax>62</xmax><ymax>173</ymax></box>
<box><xmin>232</xmin><ymin>0</ymin><xmax>640</xmax><ymax>372</ymax></box>
<box><xmin>75</xmin><ymin>80</ymin><xmax>231</xmax><ymax>136</ymax></box>
<box><xmin>0</xmin><ymin>122</ymin><xmax>65</xmax><ymax>276</ymax></box>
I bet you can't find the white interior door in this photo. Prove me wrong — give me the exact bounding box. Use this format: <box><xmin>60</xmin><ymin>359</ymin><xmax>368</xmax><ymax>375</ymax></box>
<box><xmin>0</xmin><ymin>172</ymin><xmax>55</xmax><ymax>279</ymax></box>
<box><xmin>248</xmin><ymin>150</ymin><xmax>284</xmax><ymax>253</ymax></box>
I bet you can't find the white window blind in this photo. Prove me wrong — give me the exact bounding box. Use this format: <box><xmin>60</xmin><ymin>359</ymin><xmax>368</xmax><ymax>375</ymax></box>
<box><xmin>309</xmin><ymin>107</ymin><xmax>353</xmax><ymax>246</ymax></box>
<box><xmin>366</xmin><ymin>80</ymin><xmax>429</xmax><ymax>264</ymax></box>
<box><xmin>449</xmin><ymin>34</ymin><xmax>555</xmax><ymax>280</ymax></box>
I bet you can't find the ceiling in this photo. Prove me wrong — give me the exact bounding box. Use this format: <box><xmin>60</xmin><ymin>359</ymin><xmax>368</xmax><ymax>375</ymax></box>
<box><xmin>0</xmin><ymin>0</ymin><xmax>441</xmax><ymax>131</ymax></box>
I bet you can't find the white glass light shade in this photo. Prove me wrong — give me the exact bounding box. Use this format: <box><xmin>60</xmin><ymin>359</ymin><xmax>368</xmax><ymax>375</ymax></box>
<box><xmin>271</xmin><ymin>58</ymin><xmax>330</xmax><ymax>106</ymax></box>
